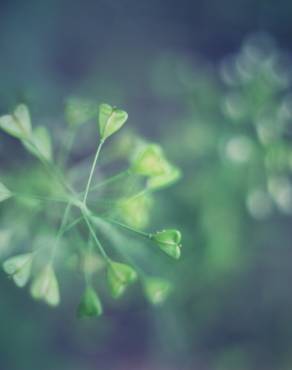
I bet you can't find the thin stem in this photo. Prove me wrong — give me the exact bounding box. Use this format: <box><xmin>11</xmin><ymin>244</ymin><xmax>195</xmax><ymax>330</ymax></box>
<box><xmin>88</xmin><ymin>169</ymin><xmax>131</xmax><ymax>193</ymax></box>
<box><xmin>83</xmin><ymin>139</ymin><xmax>105</xmax><ymax>205</ymax></box>
<box><xmin>58</xmin><ymin>128</ymin><xmax>76</xmax><ymax>168</ymax></box>
<box><xmin>100</xmin><ymin>216</ymin><xmax>151</xmax><ymax>239</ymax></box>
<box><xmin>51</xmin><ymin>203</ymin><xmax>72</xmax><ymax>260</ymax></box>
<box><xmin>26</xmin><ymin>137</ymin><xmax>76</xmax><ymax>196</ymax></box>
<box><xmin>12</xmin><ymin>191</ymin><xmax>69</xmax><ymax>204</ymax></box>
<box><xmin>82</xmin><ymin>212</ymin><xmax>110</xmax><ymax>263</ymax></box>
<box><xmin>84</xmin><ymin>237</ymin><xmax>94</xmax><ymax>287</ymax></box>
<box><xmin>62</xmin><ymin>216</ymin><xmax>83</xmax><ymax>234</ymax></box>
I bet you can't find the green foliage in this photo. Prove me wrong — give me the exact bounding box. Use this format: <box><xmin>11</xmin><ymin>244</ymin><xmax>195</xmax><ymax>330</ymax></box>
<box><xmin>0</xmin><ymin>101</ymin><xmax>181</xmax><ymax>316</ymax></box>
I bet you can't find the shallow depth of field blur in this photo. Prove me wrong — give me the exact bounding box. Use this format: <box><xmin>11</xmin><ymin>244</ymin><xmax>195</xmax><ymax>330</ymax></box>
<box><xmin>1</xmin><ymin>1</ymin><xmax>292</xmax><ymax>370</ymax></box>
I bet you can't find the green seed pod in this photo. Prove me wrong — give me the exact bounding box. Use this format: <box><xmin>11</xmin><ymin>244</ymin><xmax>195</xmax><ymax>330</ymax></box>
<box><xmin>0</xmin><ymin>182</ymin><xmax>12</xmax><ymax>202</ymax></box>
<box><xmin>117</xmin><ymin>194</ymin><xmax>153</xmax><ymax>229</ymax></box>
<box><xmin>77</xmin><ymin>287</ymin><xmax>103</xmax><ymax>318</ymax></box>
<box><xmin>0</xmin><ymin>104</ymin><xmax>31</xmax><ymax>140</ymax></box>
<box><xmin>131</xmin><ymin>144</ymin><xmax>169</xmax><ymax>177</ymax></box>
<box><xmin>30</xmin><ymin>264</ymin><xmax>60</xmax><ymax>306</ymax></box>
<box><xmin>107</xmin><ymin>261</ymin><xmax>137</xmax><ymax>299</ymax></box>
<box><xmin>147</xmin><ymin>164</ymin><xmax>182</xmax><ymax>190</ymax></box>
<box><xmin>143</xmin><ymin>277</ymin><xmax>172</xmax><ymax>305</ymax></box>
<box><xmin>98</xmin><ymin>103</ymin><xmax>128</xmax><ymax>140</ymax></box>
<box><xmin>152</xmin><ymin>229</ymin><xmax>182</xmax><ymax>259</ymax></box>
<box><xmin>23</xmin><ymin>126</ymin><xmax>53</xmax><ymax>162</ymax></box>
<box><xmin>3</xmin><ymin>253</ymin><xmax>33</xmax><ymax>288</ymax></box>
<box><xmin>65</xmin><ymin>97</ymin><xmax>98</xmax><ymax>127</ymax></box>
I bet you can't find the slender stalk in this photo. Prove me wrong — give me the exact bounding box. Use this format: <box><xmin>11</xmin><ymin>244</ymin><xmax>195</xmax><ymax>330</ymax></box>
<box><xmin>83</xmin><ymin>139</ymin><xmax>105</xmax><ymax>205</ymax></box>
<box><xmin>51</xmin><ymin>203</ymin><xmax>72</xmax><ymax>260</ymax></box>
<box><xmin>100</xmin><ymin>216</ymin><xmax>151</xmax><ymax>239</ymax></box>
<box><xmin>83</xmin><ymin>212</ymin><xmax>111</xmax><ymax>263</ymax></box>
<box><xmin>58</xmin><ymin>128</ymin><xmax>76</xmax><ymax>168</ymax></box>
<box><xmin>88</xmin><ymin>169</ymin><xmax>131</xmax><ymax>193</ymax></box>
<box><xmin>12</xmin><ymin>192</ymin><xmax>69</xmax><ymax>204</ymax></box>
<box><xmin>26</xmin><ymin>137</ymin><xmax>76</xmax><ymax>196</ymax></box>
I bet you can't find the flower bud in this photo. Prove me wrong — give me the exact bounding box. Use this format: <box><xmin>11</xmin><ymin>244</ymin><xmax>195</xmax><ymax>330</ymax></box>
<box><xmin>107</xmin><ymin>261</ymin><xmax>137</xmax><ymax>299</ymax></box>
<box><xmin>151</xmin><ymin>229</ymin><xmax>182</xmax><ymax>259</ymax></box>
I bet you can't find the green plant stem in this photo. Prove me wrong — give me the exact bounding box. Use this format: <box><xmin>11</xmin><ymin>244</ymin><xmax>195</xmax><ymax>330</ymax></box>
<box><xmin>100</xmin><ymin>216</ymin><xmax>151</xmax><ymax>239</ymax></box>
<box><xmin>82</xmin><ymin>212</ymin><xmax>111</xmax><ymax>263</ymax></box>
<box><xmin>62</xmin><ymin>216</ymin><xmax>83</xmax><ymax>234</ymax></box>
<box><xmin>88</xmin><ymin>169</ymin><xmax>131</xmax><ymax>193</ymax></box>
<box><xmin>12</xmin><ymin>192</ymin><xmax>69</xmax><ymax>204</ymax></box>
<box><xmin>26</xmin><ymin>137</ymin><xmax>76</xmax><ymax>196</ymax></box>
<box><xmin>51</xmin><ymin>203</ymin><xmax>72</xmax><ymax>260</ymax></box>
<box><xmin>58</xmin><ymin>128</ymin><xmax>76</xmax><ymax>168</ymax></box>
<box><xmin>83</xmin><ymin>139</ymin><xmax>105</xmax><ymax>205</ymax></box>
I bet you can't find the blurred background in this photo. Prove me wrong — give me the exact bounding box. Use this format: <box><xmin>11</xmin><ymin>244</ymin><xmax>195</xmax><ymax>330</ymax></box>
<box><xmin>1</xmin><ymin>1</ymin><xmax>292</xmax><ymax>369</ymax></box>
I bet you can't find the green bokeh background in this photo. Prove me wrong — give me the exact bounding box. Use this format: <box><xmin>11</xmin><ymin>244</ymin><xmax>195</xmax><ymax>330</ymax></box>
<box><xmin>1</xmin><ymin>1</ymin><xmax>292</xmax><ymax>370</ymax></box>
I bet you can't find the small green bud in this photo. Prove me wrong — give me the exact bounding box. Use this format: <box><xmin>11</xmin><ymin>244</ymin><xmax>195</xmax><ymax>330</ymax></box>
<box><xmin>147</xmin><ymin>164</ymin><xmax>182</xmax><ymax>190</ymax></box>
<box><xmin>23</xmin><ymin>126</ymin><xmax>52</xmax><ymax>162</ymax></box>
<box><xmin>151</xmin><ymin>229</ymin><xmax>182</xmax><ymax>259</ymax></box>
<box><xmin>0</xmin><ymin>104</ymin><xmax>31</xmax><ymax>140</ymax></box>
<box><xmin>77</xmin><ymin>287</ymin><xmax>103</xmax><ymax>318</ymax></box>
<box><xmin>30</xmin><ymin>264</ymin><xmax>60</xmax><ymax>306</ymax></box>
<box><xmin>0</xmin><ymin>182</ymin><xmax>12</xmax><ymax>202</ymax></box>
<box><xmin>65</xmin><ymin>97</ymin><xmax>98</xmax><ymax>127</ymax></box>
<box><xmin>3</xmin><ymin>253</ymin><xmax>33</xmax><ymax>287</ymax></box>
<box><xmin>98</xmin><ymin>103</ymin><xmax>128</xmax><ymax>140</ymax></box>
<box><xmin>131</xmin><ymin>144</ymin><xmax>168</xmax><ymax>177</ymax></box>
<box><xmin>143</xmin><ymin>277</ymin><xmax>172</xmax><ymax>305</ymax></box>
<box><xmin>107</xmin><ymin>261</ymin><xmax>137</xmax><ymax>299</ymax></box>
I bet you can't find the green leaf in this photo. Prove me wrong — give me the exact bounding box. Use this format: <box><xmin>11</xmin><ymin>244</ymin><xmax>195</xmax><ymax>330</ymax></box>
<box><xmin>131</xmin><ymin>144</ymin><xmax>169</xmax><ymax>177</ymax></box>
<box><xmin>152</xmin><ymin>229</ymin><xmax>182</xmax><ymax>259</ymax></box>
<box><xmin>143</xmin><ymin>277</ymin><xmax>172</xmax><ymax>305</ymax></box>
<box><xmin>30</xmin><ymin>264</ymin><xmax>60</xmax><ymax>306</ymax></box>
<box><xmin>0</xmin><ymin>104</ymin><xmax>31</xmax><ymax>139</ymax></box>
<box><xmin>3</xmin><ymin>253</ymin><xmax>33</xmax><ymax>287</ymax></box>
<box><xmin>98</xmin><ymin>103</ymin><xmax>128</xmax><ymax>140</ymax></box>
<box><xmin>23</xmin><ymin>126</ymin><xmax>53</xmax><ymax>162</ymax></box>
<box><xmin>77</xmin><ymin>287</ymin><xmax>103</xmax><ymax>318</ymax></box>
<box><xmin>107</xmin><ymin>261</ymin><xmax>137</xmax><ymax>299</ymax></box>
<box><xmin>147</xmin><ymin>164</ymin><xmax>182</xmax><ymax>190</ymax></box>
<box><xmin>65</xmin><ymin>97</ymin><xmax>98</xmax><ymax>127</ymax></box>
<box><xmin>0</xmin><ymin>182</ymin><xmax>12</xmax><ymax>202</ymax></box>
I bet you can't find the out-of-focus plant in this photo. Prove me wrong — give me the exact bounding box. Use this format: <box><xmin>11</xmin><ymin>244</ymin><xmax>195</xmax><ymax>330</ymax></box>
<box><xmin>153</xmin><ymin>34</ymin><xmax>292</xmax><ymax>275</ymax></box>
<box><xmin>0</xmin><ymin>101</ymin><xmax>182</xmax><ymax>317</ymax></box>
